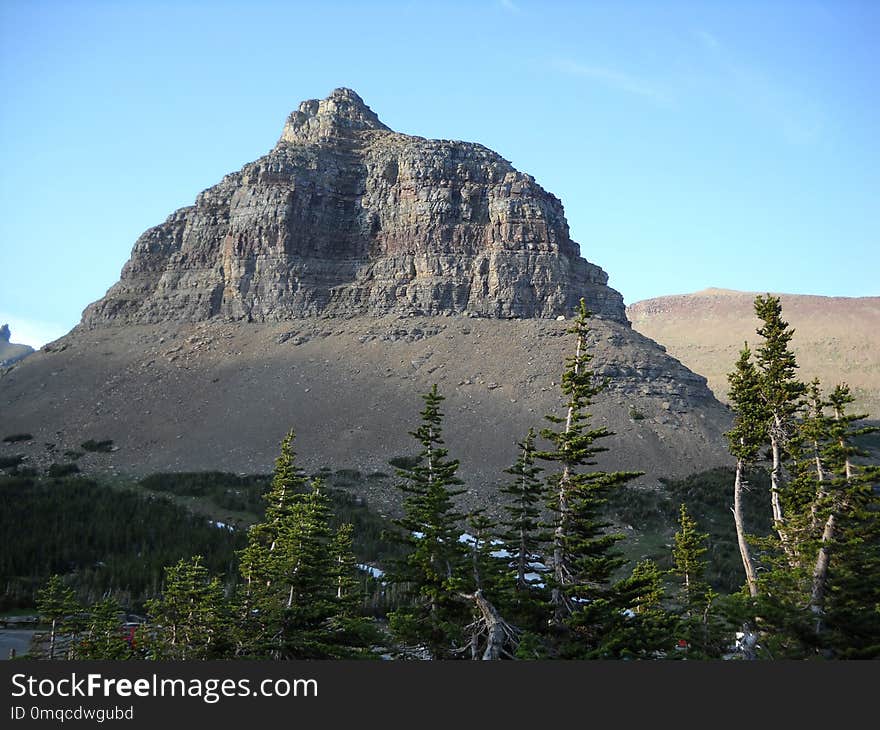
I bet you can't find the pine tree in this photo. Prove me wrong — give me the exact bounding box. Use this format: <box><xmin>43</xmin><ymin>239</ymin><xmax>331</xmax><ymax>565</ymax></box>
<box><xmin>75</xmin><ymin>597</ymin><xmax>133</xmax><ymax>660</ymax></box>
<box><xmin>599</xmin><ymin>560</ymin><xmax>675</xmax><ymax>659</ymax></box>
<box><xmin>672</xmin><ymin>504</ymin><xmax>723</xmax><ymax>657</ymax></box>
<box><xmin>274</xmin><ymin>480</ymin><xmax>339</xmax><ymax>658</ymax></box>
<box><xmin>35</xmin><ymin>574</ymin><xmax>80</xmax><ymax>660</ymax></box>
<box><xmin>754</xmin><ymin>294</ymin><xmax>805</xmax><ymax>562</ymax></box>
<box><xmin>326</xmin><ymin>523</ymin><xmax>380</xmax><ymax>657</ymax></box>
<box><xmin>810</xmin><ymin>384</ymin><xmax>880</xmax><ymax>655</ymax></box>
<box><xmin>499</xmin><ymin>429</ymin><xmax>546</xmax><ymax>596</ymax></box>
<box><xmin>458</xmin><ymin>510</ymin><xmax>520</xmax><ymax>660</ymax></box>
<box><xmin>725</xmin><ymin>343</ymin><xmax>765</xmax><ymax>597</ymax></box>
<box><xmin>143</xmin><ymin>556</ymin><xmax>229</xmax><ymax>659</ymax></box>
<box><xmin>537</xmin><ymin>298</ymin><xmax>642</xmax><ymax>656</ymax></box>
<box><xmin>235</xmin><ymin>430</ymin><xmax>309</xmax><ymax>657</ymax></box>
<box><xmin>387</xmin><ymin>385</ymin><xmax>470</xmax><ymax>659</ymax></box>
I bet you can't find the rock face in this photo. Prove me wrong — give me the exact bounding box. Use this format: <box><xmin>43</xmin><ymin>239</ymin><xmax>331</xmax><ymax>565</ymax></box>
<box><xmin>1</xmin><ymin>90</ymin><xmax>737</xmax><ymax>502</ymax></box>
<box><xmin>83</xmin><ymin>88</ymin><xmax>626</xmax><ymax>325</ymax></box>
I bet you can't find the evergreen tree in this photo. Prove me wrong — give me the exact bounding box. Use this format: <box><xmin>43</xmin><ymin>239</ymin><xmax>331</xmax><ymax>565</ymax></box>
<box><xmin>598</xmin><ymin>560</ymin><xmax>675</xmax><ymax>659</ymax></box>
<box><xmin>453</xmin><ymin>511</ymin><xmax>516</xmax><ymax>659</ymax></box>
<box><xmin>387</xmin><ymin>385</ymin><xmax>470</xmax><ymax>659</ymax></box>
<box><xmin>537</xmin><ymin>298</ymin><xmax>642</xmax><ymax>656</ymax></box>
<box><xmin>275</xmin><ymin>480</ymin><xmax>339</xmax><ymax>659</ymax></box>
<box><xmin>499</xmin><ymin>429</ymin><xmax>547</xmax><ymax>597</ymax></box>
<box><xmin>672</xmin><ymin>504</ymin><xmax>723</xmax><ymax>657</ymax></box>
<box><xmin>326</xmin><ymin>523</ymin><xmax>380</xmax><ymax>657</ymax></box>
<box><xmin>75</xmin><ymin>597</ymin><xmax>133</xmax><ymax>660</ymax></box>
<box><xmin>725</xmin><ymin>343</ymin><xmax>765</xmax><ymax>597</ymax></box>
<box><xmin>810</xmin><ymin>384</ymin><xmax>880</xmax><ymax>655</ymax></box>
<box><xmin>235</xmin><ymin>431</ymin><xmax>309</xmax><ymax>657</ymax></box>
<box><xmin>754</xmin><ymin>294</ymin><xmax>805</xmax><ymax>561</ymax></box>
<box><xmin>143</xmin><ymin>556</ymin><xmax>229</xmax><ymax>659</ymax></box>
<box><xmin>35</xmin><ymin>574</ymin><xmax>80</xmax><ymax>660</ymax></box>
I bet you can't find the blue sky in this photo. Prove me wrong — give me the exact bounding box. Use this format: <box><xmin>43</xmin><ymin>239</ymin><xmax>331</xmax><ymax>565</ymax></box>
<box><xmin>1</xmin><ymin>0</ymin><xmax>877</xmax><ymax>348</ymax></box>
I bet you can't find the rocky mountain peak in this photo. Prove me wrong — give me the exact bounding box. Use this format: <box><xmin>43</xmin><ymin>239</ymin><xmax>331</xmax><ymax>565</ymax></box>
<box><xmin>82</xmin><ymin>89</ymin><xmax>628</xmax><ymax>325</ymax></box>
<box><xmin>279</xmin><ymin>87</ymin><xmax>391</xmax><ymax>144</ymax></box>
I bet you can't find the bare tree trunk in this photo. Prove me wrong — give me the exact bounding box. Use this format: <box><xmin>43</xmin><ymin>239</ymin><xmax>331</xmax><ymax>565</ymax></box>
<box><xmin>551</xmin><ymin>336</ymin><xmax>580</xmax><ymax>623</ymax></box>
<box><xmin>809</xmin><ymin>512</ymin><xmax>836</xmax><ymax>634</ymax></box>
<box><xmin>461</xmin><ymin>590</ymin><xmax>518</xmax><ymax>660</ymax></box>
<box><xmin>732</xmin><ymin>456</ymin><xmax>759</xmax><ymax>598</ymax></box>
<box><xmin>810</xmin><ymin>407</ymin><xmax>852</xmax><ymax>636</ymax></box>
<box><xmin>769</xmin><ymin>420</ymin><xmax>796</xmax><ymax>565</ymax></box>
<box><xmin>48</xmin><ymin>618</ymin><xmax>57</xmax><ymax>660</ymax></box>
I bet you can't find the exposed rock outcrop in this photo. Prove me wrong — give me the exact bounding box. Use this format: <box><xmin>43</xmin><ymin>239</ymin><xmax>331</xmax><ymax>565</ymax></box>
<box><xmin>83</xmin><ymin>88</ymin><xmax>626</xmax><ymax>325</ymax></box>
<box><xmin>1</xmin><ymin>90</ymin><xmax>736</xmax><ymax>497</ymax></box>
<box><xmin>0</xmin><ymin>325</ymin><xmax>34</xmax><ymax>367</ymax></box>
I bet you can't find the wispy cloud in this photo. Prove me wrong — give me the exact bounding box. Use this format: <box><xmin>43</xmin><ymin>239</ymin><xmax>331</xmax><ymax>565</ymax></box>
<box><xmin>694</xmin><ymin>29</ymin><xmax>720</xmax><ymax>52</ymax></box>
<box><xmin>497</xmin><ymin>0</ymin><xmax>522</xmax><ymax>14</ymax></box>
<box><xmin>691</xmin><ymin>29</ymin><xmax>825</xmax><ymax>145</ymax></box>
<box><xmin>552</xmin><ymin>59</ymin><xmax>669</xmax><ymax>103</ymax></box>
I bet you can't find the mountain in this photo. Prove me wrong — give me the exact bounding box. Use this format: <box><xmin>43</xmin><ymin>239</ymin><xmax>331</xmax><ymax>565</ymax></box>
<box><xmin>83</xmin><ymin>87</ymin><xmax>624</xmax><ymax>325</ymax></box>
<box><xmin>0</xmin><ymin>89</ymin><xmax>732</xmax><ymax>508</ymax></box>
<box><xmin>628</xmin><ymin>288</ymin><xmax>880</xmax><ymax>418</ymax></box>
<box><xmin>0</xmin><ymin>324</ymin><xmax>34</xmax><ymax>368</ymax></box>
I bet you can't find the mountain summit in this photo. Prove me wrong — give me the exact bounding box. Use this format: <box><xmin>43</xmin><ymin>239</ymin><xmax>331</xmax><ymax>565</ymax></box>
<box><xmin>83</xmin><ymin>89</ymin><xmax>625</xmax><ymax>325</ymax></box>
<box><xmin>2</xmin><ymin>91</ymin><xmax>732</xmax><ymax>492</ymax></box>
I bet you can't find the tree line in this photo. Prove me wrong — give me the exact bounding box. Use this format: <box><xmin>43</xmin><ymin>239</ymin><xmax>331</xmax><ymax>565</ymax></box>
<box><xmin>28</xmin><ymin>296</ymin><xmax>879</xmax><ymax>659</ymax></box>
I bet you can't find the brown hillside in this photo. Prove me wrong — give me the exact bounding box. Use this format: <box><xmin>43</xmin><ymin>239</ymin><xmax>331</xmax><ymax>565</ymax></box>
<box><xmin>627</xmin><ymin>289</ymin><xmax>880</xmax><ymax>418</ymax></box>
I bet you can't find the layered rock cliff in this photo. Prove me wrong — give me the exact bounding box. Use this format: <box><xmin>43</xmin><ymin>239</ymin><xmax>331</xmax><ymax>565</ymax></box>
<box><xmin>82</xmin><ymin>88</ymin><xmax>626</xmax><ymax>325</ymax></box>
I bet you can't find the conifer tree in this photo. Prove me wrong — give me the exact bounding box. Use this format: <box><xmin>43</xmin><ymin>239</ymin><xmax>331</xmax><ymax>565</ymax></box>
<box><xmin>809</xmin><ymin>384</ymin><xmax>880</xmax><ymax>653</ymax></box>
<box><xmin>75</xmin><ymin>597</ymin><xmax>133</xmax><ymax>660</ymax></box>
<box><xmin>753</xmin><ymin>294</ymin><xmax>805</xmax><ymax>561</ymax></box>
<box><xmin>235</xmin><ymin>430</ymin><xmax>309</xmax><ymax>657</ymax></box>
<box><xmin>673</xmin><ymin>504</ymin><xmax>709</xmax><ymax>611</ymax></box>
<box><xmin>460</xmin><ymin>511</ymin><xmax>520</xmax><ymax>660</ymax></box>
<box><xmin>598</xmin><ymin>560</ymin><xmax>675</xmax><ymax>659</ymax></box>
<box><xmin>275</xmin><ymin>480</ymin><xmax>339</xmax><ymax>658</ymax></box>
<box><xmin>499</xmin><ymin>429</ymin><xmax>546</xmax><ymax>596</ymax></box>
<box><xmin>235</xmin><ymin>433</ymin><xmax>374</xmax><ymax>659</ymax></box>
<box><xmin>326</xmin><ymin>523</ymin><xmax>380</xmax><ymax>657</ymax></box>
<box><xmin>672</xmin><ymin>504</ymin><xmax>723</xmax><ymax>657</ymax></box>
<box><xmin>725</xmin><ymin>343</ymin><xmax>765</xmax><ymax>597</ymax></box>
<box><xmin>143</xmin><ymin>556</ymin><xmax>229</xmax><ymax>659</ymax></box>
<box><xmin>537</xmin><ymin>298</ymin><xmax>642</xmax><ymax>656</ymax></box>
<box><xmin>387</xmin><ymin>385</ymin><xmax>469</xmax><ymax>659</ymax></box>
<box><xmin>36</xmin><ymin>574</ymin><xmax>80</xmax><ymax>660</ymax></box>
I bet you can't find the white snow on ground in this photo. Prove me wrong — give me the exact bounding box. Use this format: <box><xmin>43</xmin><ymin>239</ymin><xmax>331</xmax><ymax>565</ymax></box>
<box><xmin>357</xmin><ymin>564</ymin><xmax>385</xmax><ymax>579</ymax></box>
<box><xmin>209</xmin><ymin>520</ymin><xmax>234</xmax><ymax>531</ymax></box>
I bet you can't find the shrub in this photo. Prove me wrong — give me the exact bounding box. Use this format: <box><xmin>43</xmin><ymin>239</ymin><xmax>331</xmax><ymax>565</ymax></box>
<box><xmin>388</xmin><ymin>455</ymin><xmax>421</xmax><ymax>470</ymax></box>
<box><xmin>3</xmin><ymin>433</ymin><xmax>32</xmax><ymax>443</ymax></box>
<box><xmin>0</xmin><ymin>455</ymin><xmax>25</xmax><ymax>469</ymax></box>
<box><xmin>47</xmin><ymin>463</ymin><xmax>80</xmax><ymax>478</ymax></box>
<box><xmin>80</xmin><ymin>439</ymin><xmax>114</xmax><ymax>453</ymax></box>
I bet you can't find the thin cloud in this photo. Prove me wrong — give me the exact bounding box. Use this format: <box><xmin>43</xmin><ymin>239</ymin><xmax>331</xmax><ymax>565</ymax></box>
<box><xmin>694</xmin><ymin>29</ymin><xmax>720</xmax><ymax>51</ymax></box>
<box><xmin>692</xmin><ymin>29</ymin><xmax>824</xmax><ymax>145</ymax></box>
<box><xmin>497</xmin><ymin>0</ymin><xmax>522</xmax><ymax>14</ymax></box>
<box><xmin>553</xmin><ymin>59</ymin><xmax>669</xmax><ymax>103</ymax></box>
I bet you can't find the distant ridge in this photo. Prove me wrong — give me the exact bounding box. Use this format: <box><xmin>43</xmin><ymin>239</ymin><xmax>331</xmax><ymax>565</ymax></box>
<box><xmin>628</xmin><ymin>289</ymin><xmax>880</xmax><ymax>418</ymax></box>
